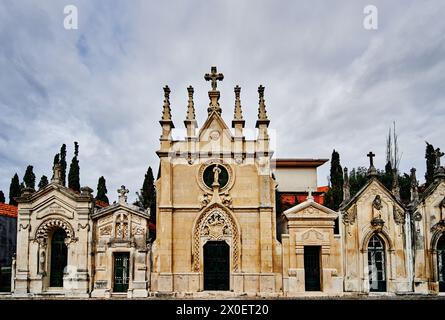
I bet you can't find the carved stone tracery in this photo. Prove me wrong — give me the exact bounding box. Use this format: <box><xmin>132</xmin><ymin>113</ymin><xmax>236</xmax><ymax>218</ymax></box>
<box><xmin>192</xmin><ymin>206</ymin><xmax>239</xmax><ymax>272</ymax></box>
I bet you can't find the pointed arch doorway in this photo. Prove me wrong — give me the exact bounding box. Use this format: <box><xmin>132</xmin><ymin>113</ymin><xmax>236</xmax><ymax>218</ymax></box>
<box><xmin>50</xmin><ymin>229</ymin><xmax>68</xmax><ymax>287</ymax></box>
<box><xmin>368</xmin><ymin>234</ymin><xmax>386</xmax><ymax>292</ymax></box>
<box><xmin>203</xmin><ymin>241</ymin><xmax>230</xmax><ymax>291</ymax></box>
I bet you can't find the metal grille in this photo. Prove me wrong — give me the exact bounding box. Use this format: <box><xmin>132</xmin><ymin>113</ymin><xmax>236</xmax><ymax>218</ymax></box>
<box><xmin>113</xmin><ymin>253</ymin><xmax>129</xmax><ymax>292</ymax></box>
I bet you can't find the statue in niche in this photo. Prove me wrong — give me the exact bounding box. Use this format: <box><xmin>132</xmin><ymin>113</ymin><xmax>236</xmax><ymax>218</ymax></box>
<box><xmin>372</xmin><ymin>195</ymin><xmax>383</xmax><ymax>219</ymax></box>
<box><xmin>212</xmin><ymin>164</ymin><xmax>221</xmax><ymax>187</ymax></box>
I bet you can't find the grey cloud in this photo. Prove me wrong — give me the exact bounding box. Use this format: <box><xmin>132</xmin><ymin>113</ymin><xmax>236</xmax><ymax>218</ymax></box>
<box><xmin>0</xmin><ymin>0</ymin><xmax>444</xmax><ymax>202</ymax></box>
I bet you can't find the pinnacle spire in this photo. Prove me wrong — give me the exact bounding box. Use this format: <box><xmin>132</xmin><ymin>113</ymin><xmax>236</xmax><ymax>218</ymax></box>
<box><xmin>186</xmin><ymin>86</ymin><xmax>196</xmax><ymax>121</ymax></box>
<box><xmin>392</xmin><ymin>168</ymin><xmax>400</xmax><ymax>201</ymax></box>
<box><xmin>233</xmin><ymin>85</ymin><xmax>243</xmax><ymax>120</ymax></box>
<box><xmin>232</xmin><ymin>85</ymin><xmax>245</xmax><ymax>129</ymax></box>
<box><xmin>161</xmin><ymin>85</ymin><xmax>173</xmax><ymax>124</ymax></box>
<box><xmin>343</xmin><ymin>167</ymin><xmax>350</xmax><ymax>202</ymax></box>
<box><xmin>255</xmin><ymin>85</ymin><xmax>270</xmax><ymax>128</ymax></box>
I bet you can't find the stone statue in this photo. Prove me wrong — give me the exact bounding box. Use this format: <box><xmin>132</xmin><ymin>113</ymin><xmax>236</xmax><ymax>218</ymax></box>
<box><xmin>435</xmin><ymin>148</ymin><xmax>444</xmax><ymax>168</ymax></box>
<box><xmin>372</xmin><ymin>195</ymin><xmax>383</xmax><ymax>219</ymax></box>
<box><xmin>212</xmin><ymin>164</ymin><xmax>221</xmax><ymax>187</ymax></box>
<box><xmin>39</xmin><ymin>248</ymin><xmax>46</xmax><ymax>274</ymax></box>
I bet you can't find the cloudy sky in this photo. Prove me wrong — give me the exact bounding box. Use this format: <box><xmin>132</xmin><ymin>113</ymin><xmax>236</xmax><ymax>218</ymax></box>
<box><xmin>1</xmin><ymin>0</ymin><xmax>444</xmax><ymax>203</ymax></box>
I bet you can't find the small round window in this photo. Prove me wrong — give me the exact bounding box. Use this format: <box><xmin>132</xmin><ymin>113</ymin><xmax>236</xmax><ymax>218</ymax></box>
<box><xmin>203</xmin><ymin>164</ymin><xmax>229</xmax><ymax>189</ymax></box>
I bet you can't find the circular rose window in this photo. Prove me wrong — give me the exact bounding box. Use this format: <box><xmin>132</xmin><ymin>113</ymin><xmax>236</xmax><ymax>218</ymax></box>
<box><xmin>203</xmin><ymin>164</ymin><xmax>229</xmax><ymax>189</ymax></box>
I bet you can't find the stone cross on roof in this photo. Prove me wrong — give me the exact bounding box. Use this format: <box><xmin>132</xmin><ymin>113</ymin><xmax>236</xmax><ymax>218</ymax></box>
<box><xmin>118</xmin><ymin>185</ymin><xmax>129</xmax><ymax>204</ymax></box>
<box><xmin>367</xmin><ymin>151</ymin><xmax>376</xmax><ymax>167</ymax></box>
<box><xmin>204</xmin><ymin>66</ymin><xmax>224</xmax><ymax>91</ymax></box>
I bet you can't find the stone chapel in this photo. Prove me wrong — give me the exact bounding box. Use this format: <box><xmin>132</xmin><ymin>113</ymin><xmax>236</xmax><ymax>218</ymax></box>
<box><xmin>9</xmin><ymin>67</ymin><xmax>445</xmax><ymax>297</ymax></box>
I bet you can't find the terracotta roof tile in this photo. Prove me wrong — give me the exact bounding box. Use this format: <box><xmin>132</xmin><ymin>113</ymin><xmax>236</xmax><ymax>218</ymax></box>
<box><xmin>0</xmin><ymin>203</ymin><xmax>18</xmax><ymax>218</ymax></box>
<box><xmin>95</xmin><ymin>199</ymin><xmax>110</xmax><ymax>208</ymax></box>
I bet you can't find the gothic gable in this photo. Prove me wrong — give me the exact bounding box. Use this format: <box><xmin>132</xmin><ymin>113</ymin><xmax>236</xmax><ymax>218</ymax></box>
<box><xmin>198</xmin><ymin>111</ymin><xmax>233</xmax><ymax>146</ymax></box>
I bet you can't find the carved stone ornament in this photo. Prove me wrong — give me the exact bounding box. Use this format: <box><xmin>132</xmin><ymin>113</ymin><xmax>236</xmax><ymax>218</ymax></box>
<box><xmin>342</xmin><ymin>205</ymin><xmax>357</xmax><ymax>225</ymax></box>
<box><xmin>35</xmin><ymin>218</ymin><xmax>76</xmax><ymax>245</ymax></box>
<box><xmin>393</xmin><ymin>205</ymin><xmax>405</xmax><ymax>225</ymax></box>
<box><xmin>199</xmin><ymin>193</ymin><xmax>211</xmax><ymax>208</ymax></box>
<box><xmin>132</xmin><ymin>225</ymin><xmax>145</xmax><ymax>236</ymax></box>
<box><xmin>431</xmin><ymin>220</ymin><xmax>445</xmax><ymax>233</ymax></box>
<box><xmin>371</xmin><ymin>217</ymin><xmax>385</xmax><ymax>232</ymax></box>
<box><xmin>221</xmin><ymin>193</ymin><xmax>233</xmax><ymax>208</ymax></box>
<box><xmin>192</xmin><ymin>207</ymin><xmax>239</xmax><ymax>272</ymax></box>
<box><xmin>440</xmin><ymin>197</ymin><xmax>445</xmax><ymax>209</ymax></box>
<box><xmin>413</xmin><ymin>211</ymin><xmax>422</xmax><ymax>221</ymax></box>
<box><xmin>99</xmin><ymin>225</ymin><xmax>112</xmax><ymax>236</ymax></box>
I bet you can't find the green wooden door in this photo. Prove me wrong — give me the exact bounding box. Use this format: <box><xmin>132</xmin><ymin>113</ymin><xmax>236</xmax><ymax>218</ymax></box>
<box><xmin>113</xmin><ymin>253</ymin><xmax>129</xmax><ymax>292</ymax></box>
<box><xmin>50</xmin><ymin>229</ymin><xmax>67</xmax><ymax>287</ymax></box>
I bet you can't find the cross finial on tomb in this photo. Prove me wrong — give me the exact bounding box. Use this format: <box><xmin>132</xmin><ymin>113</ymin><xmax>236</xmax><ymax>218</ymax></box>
<box><xmin>367</xmin><ymin>151</ymin><xmax>376</xmax><ymax>167</ymax></box>
<box><xmin>204</xmin><ymin>66</ymin><xmax>224</xmax><ymax>91</ymax></box>
<box><xmin>367</xmin><ymin>151</ymin><xmax>378</xmax><ymax>178</ymax></box>
<box><xmin>117</xmin><ymin>185</ymin><xmax>129</xmax><ymax>204</ymax></box>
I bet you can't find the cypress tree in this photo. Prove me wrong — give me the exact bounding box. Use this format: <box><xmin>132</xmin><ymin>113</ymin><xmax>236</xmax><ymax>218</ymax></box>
<box><xmin>53</xmin><ymin>153</ymin><xmax>60</xmax><ymax>166</ymax></box>
<box><xmin>23</xmin><ymin>165</ymin><xmax>36</xmax><ymax>190</ymax></box>
<box><xmin>0</xmin><ymin>190</ymin><xmax>5</xmax><ymax>203</ymax></box>
<box><xmin>9</xmin><ymin>173</ymin><xmax>20</xmax><ymax>206</ymax></box>
<box><xmin>325</xmin><ymin>150</ymin><xmax>344</xmax><ymax>210</ymax></box>
<box><xmin>425</xmin><ymin>142</ymin><xmax>436</xmax><ymax>187</ymax></box>
<box><xmin>141</xmin><ymin>166</ymin><xmax>156</xmax><ymax>224</ymax></box>
<box><xmin>68</xmin><ymin>142</ymin><xmax>80</xmax><ymax>192</ymax></box>
<box><xmin>38</xmin><ymin>175</ymin><xmax>49</xmax><ymax>189</ymax></box>
<box><xmin>381</xmin><ymin>161</ymin><xmax>393</xmax><ymax>190</ymax></box>
<box><xmin>96</xmin><ymin>176</ymin><xmax>109</xmax><ymax>204</ymax></box>
<box><xmin>60</xmin><ymin>144</ymin><xmax>67</xmax><ymax>186</ymax></box>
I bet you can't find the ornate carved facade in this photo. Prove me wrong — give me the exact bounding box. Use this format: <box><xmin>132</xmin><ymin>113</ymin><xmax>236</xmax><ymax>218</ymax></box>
<box><xmin>10</xmin><ymin>67</ymin><xmax>445</xmax><ymax>297</ymax></box>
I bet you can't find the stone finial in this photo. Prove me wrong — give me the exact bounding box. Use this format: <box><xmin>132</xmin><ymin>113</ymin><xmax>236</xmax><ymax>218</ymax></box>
<box><xmin>205</xmin><ymin>66</ymin><xmax>223</xmax><ymax>115</ymax></box>
<box><xmin>80</xmin><ymin>186</ymin><xmax>93</xmax><ymax>197</ymax></box>
<box><xmin>435</xmin><ymin>148</ymin><xmax>444</xmax><ymax>169</ymax></box>
<box><xmin>392</xmin><ymin>168</ymin><xmax>401</xmax><ymax>201</ymax></box>
<box><xmin>367</xmin><ymin>151</ymin><xmax>378</xmax><ymax>177</ymax></box>
<box><xmin>434</xmin><ymin>148</ymin><xmax>445</xmax><ymax>181</ymax></box>
<box><xmin>255</xmin><ymin>85</ymin><xmax>270</xmax><ymax>128</ymax></box>
<box><xmin>233</xmin><ymin>85</ymin><xmax>243</xmax><ymax>120</ymax></box>
<box><xmin>52</xmin><ymin>163</ymin><xmax>62</xmax><ymax>185</ymax></box>
<box><xmin>186</xmin><ymin>86</ymin><xmax>196</xmax><ymax>121</ymax></box>
<box><xmin>343</xmin><ymin>167</ymin><xmax>350</xmax><ymax>201</ymax></box>
<box><xmin>257</xmin><ymin>85</ymin><xmax>268</xmax><ymax>120</ymax></box>
<box><xmin>410</xmin><ymin>168</ymin><xmax>419</xmax><ymax>202</ymax></box>
<box><xmin>204</xmin><ymin>66</ymin><xmax>224</xmax><ymax>91</ymax></box>
<box><xmin>118</xmin><ymin>185</ymin><xmax>129</xmax><ymax>204</ymax></box>
<box><xmin>161</xmin><ymin>85</ymin><xmax>172</xmax><ymax>121</ymax></box>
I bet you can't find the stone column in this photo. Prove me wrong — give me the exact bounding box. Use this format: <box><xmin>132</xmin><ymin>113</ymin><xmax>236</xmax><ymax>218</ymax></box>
<box><xmin>13</xmin><ymin>207</ymin><xmax>32</xmax><ymax>296</ymax></box>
